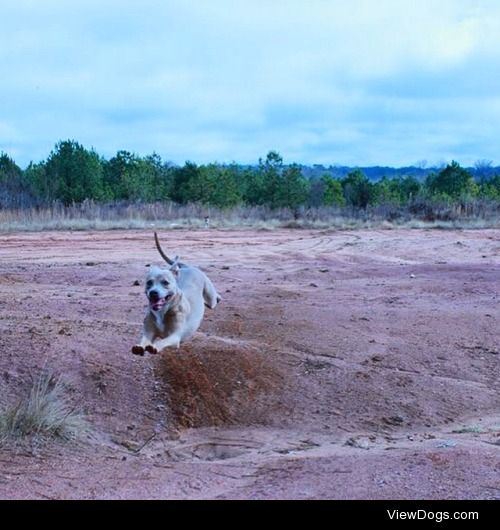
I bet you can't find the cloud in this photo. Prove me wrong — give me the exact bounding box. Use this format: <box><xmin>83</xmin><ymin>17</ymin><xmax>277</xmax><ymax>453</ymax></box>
<box><xmin>1</xmin><ymin>0</ymin><xmax>499</xmax><ymax>166</ymax></box>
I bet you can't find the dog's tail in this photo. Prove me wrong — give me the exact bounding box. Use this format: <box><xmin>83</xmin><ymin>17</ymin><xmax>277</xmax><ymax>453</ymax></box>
<box><xmin>154</xmin><ymin>231</ymin><xmax>175</xmax><ymax>265</ymax></box>
<box><xmin>154</xmin><ymin>232</ymin><xmax>186</xmax><ymax>269</ymax></box>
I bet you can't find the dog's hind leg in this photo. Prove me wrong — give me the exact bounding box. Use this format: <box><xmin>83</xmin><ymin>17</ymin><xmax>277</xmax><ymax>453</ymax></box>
<box><xmin>203</xmin><ymin>276</ymin><xmax>221</xmax><ymax>309</ymax></box>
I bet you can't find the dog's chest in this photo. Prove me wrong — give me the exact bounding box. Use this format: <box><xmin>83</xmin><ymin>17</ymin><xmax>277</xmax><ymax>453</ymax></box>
<box><xmin>153</xmin><ymin>308</ymin><xmax>179</xmax><ymax>337</ymax></box>
<box><xmin>153</xmin><ymin>310</ymin><xmax>166</xmax><ymax>334</ymax></box>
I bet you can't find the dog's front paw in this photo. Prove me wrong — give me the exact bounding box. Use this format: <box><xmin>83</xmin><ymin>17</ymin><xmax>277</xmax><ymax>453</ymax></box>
<box><xmin>131</xmin><ymin>345</ymin><xmax>145</xmax><ymax>356</ymax></box>
<box><xmin>145</xmin><ymin>345</ymin><xmax>158</xmax><ymax>355</ymax></box>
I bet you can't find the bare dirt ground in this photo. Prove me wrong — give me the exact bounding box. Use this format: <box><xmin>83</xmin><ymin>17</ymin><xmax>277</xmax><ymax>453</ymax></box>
<box><xmin>0</xmin><ymin>228</ymin><xmax>499</xmax><ymax>499</ymax></box>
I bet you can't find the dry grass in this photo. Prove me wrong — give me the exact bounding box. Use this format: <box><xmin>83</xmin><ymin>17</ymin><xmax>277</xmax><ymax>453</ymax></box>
<box><xmin>0</xmin><ymin>199</ymin><xmax>498</xmax><ymax>232</ymax></box>
<box><xmin>0</xmin><ymin>372</ymin><xmax>89</xmax><ymax>445</ymax></box>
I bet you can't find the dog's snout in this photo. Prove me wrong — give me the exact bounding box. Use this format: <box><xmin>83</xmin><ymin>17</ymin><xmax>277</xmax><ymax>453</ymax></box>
<box><xmin>149</xmin><ymin>289</ymin><xmax>160</xmax><ymax>301</ymax></box>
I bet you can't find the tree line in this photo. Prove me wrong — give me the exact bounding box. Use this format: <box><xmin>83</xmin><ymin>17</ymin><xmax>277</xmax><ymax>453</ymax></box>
<box><xmin>1</xmin><ymin>140</ymin><xmax>499</xmax><ymax>210</ymax></box>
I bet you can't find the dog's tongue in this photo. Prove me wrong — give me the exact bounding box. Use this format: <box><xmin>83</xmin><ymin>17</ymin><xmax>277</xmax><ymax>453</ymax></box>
<box><xmin>151</xmin><ymin>299</ymin><xmax>165</xmax><ymax>311</ymax></box>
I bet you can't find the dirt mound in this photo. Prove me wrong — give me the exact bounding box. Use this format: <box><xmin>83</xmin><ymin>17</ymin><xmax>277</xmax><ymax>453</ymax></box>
<box><xmin>158</xmin><ymin>340</ymin><xmax>285</xmax><ymax>428</ymax></box>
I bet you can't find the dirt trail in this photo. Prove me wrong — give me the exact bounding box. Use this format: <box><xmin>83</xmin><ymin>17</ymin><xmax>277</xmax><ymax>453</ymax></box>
<box><xmin>0</xmin><ymin>228</ymin><xmax>499</xmax><ymax>499</ymax></box>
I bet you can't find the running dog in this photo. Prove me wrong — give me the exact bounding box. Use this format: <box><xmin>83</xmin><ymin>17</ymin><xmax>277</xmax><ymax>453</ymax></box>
<box><xmin>132</xmin><ymin>232</ymin><xmax>221</xmax><ymax>355</ymax></box>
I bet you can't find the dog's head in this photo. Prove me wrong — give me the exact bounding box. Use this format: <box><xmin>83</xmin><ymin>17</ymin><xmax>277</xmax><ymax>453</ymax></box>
<box><xmin>144</xmin><ymin>265</ymin><xmax>180</xmax><ymax>312</ymax></box>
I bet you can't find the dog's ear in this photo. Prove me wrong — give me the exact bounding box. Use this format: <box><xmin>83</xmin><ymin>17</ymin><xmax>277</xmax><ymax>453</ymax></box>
<box><xmin>170</xmin><ymin>256</ymin><xmax>181</xmax><ymax>276</ymax></box>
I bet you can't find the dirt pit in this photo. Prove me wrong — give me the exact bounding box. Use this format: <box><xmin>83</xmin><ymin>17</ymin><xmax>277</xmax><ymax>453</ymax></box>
<box><xmin>0</xmin><ymin>228</ymin><xmax>499</xmax><ymax>499</ymax></box>
<box><xmin>159</xmin><ymin>341</ymin><xmax>285</xmax><ymax>428</ymax></box>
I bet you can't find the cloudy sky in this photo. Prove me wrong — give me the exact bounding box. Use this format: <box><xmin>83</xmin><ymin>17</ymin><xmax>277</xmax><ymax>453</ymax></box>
<box><xmin>1</xmin><ymin>0</ymin><xmax>499</xmax><ymax>167</ymax></box>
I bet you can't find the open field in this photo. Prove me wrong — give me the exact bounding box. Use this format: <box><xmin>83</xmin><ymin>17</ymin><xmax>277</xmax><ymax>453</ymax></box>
<box><xmin>0</xmin><ymin>228</ymin><xmax>499</xmax><ymax>499</ymax></box>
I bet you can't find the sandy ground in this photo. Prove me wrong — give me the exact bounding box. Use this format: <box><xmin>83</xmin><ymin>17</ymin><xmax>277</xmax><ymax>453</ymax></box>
<box><xmin>0</xmin><ymin>228</ymin><xmax>499</xmax><ymax>500</ymax></box>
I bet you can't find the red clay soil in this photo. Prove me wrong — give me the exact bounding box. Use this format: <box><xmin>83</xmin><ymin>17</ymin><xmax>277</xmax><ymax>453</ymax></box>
<box><xmin>0</xmin><ymin>228</ymin><xmax>499</xmax><ymax>499</ymax></box>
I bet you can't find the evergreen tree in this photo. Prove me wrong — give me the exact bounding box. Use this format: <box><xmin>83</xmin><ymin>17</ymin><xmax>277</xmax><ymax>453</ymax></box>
<box><xmin>0</xmin><ymin>153</ymin><xmax>30</xmax><ymax>207</ymax></box>
<box><xmin>43</xmin><ymin>140</ymin><xmax>104</xmax><ymax>204</ymax></box>
<box><xmin>274</xmin><ymin>164</ymin><xmax>309</xmax><ymax>209</ymax></box>
<box><xmin>171</xmin><ymin>162</ymin><xmax>201</xmax><ymax>204</ymax></box>
<box><xmin>321</xmin><ymin>174</ymin><xmax>345</xmax><ymax>206</ymax></box>
<box><xmin>426</xmin><ymin>161</ymin><xmax>478</xmax><ymax>199</ymax></box>
<box><xmin>342</xmin><ymin>169</ymin><xmax>373</xmax><ymax>208</ymax></box>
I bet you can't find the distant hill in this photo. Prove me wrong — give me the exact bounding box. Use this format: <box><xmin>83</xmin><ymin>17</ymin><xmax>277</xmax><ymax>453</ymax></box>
<box><xmin>295</xmin><ymin>164</ymin><xmax>500</xmax><ymax>182</ymax></box>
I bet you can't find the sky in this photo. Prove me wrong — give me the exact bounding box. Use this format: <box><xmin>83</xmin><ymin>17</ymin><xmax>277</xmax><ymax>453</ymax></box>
<box><xmin>1</xmin><ymin>0</ymin><xmax>500</xmax><ymax>168</ymax></box>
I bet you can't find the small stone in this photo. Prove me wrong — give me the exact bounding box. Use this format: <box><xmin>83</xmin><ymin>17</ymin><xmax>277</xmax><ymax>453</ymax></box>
<box><xmin>437</xmin><ymin>440</ymin><xmax>457</xmax><ymax>448</ymax></box>
<box><xmin>384</xmin><ymin>415</ymin><xmax>404</xmax><ymax>425</ymax></box>
<box><xmin>345</xmin><ymin>437</ymin><xmax>370</xmax><ymax>450</ymax></box>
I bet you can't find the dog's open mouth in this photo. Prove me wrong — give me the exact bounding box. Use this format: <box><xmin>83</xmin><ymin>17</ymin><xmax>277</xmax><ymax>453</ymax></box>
<box><xmin>149</xmin><ymin>294</ymin><xmax>172</xmax><ymax>311</ymax></box>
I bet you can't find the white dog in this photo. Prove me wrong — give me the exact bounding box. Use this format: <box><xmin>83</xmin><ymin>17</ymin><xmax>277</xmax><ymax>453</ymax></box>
<box><xmin>132</xmin><ymin>233</ymin><xmax>221</xmax><ymax>356</ymax></box>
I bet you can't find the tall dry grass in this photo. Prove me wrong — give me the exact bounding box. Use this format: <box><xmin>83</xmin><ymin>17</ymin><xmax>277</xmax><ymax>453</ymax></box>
<box><xmin>0</xmin><ymin>371</ymin><xmax>89</xmax><ymax>445</ymax></box>
<box><xmin>0</xmin><ymin>199</ymin><xmax>498</xmax><ymax>231</ymax></box>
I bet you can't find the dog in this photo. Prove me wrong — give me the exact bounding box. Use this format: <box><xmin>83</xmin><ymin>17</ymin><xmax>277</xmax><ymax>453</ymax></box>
<box><xmin>132</xmin><ymin>232</ymin><xmax>221</xmax><ymax>356</ymax></box>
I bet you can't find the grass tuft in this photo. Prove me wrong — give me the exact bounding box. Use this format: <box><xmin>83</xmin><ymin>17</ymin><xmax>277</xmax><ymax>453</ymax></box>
<box><xmin>0</xmin><ymin>372</ymin><xmax>89</xmax><ymax>445</ymax></box>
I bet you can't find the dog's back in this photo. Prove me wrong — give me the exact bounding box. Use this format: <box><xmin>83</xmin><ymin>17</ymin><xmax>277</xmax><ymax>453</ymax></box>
<box><xmin>175</xmin><ymin>265</ymin><xmax>220</xmax><ymax>340</ymax></box>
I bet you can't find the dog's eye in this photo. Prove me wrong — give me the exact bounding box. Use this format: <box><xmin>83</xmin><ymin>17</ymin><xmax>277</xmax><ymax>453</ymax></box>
<box><xmin>146</xmin><ymin>280</ymin><xmax>153</xmax><ymax>288</ymax></box>
<box><xmin>161</xmin><ymin>280</ymin><xmax>169</xmax><ymax>286</ymax></box>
